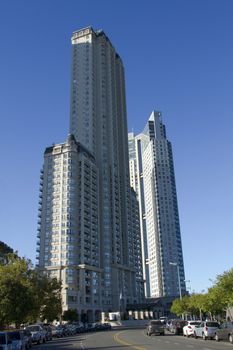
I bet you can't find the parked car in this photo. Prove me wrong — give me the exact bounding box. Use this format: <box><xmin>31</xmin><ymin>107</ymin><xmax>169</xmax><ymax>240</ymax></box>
<box><xmin>21</xmin><ymin>330</ymin><xmax>32</xmax><ymax>349</ymax></box>
<box><xmin>101</xmin><ymin>323</ymin><xmax>112</xmax><ymax>331</ymax></box>
<box><xmin>51</xmin><ymin>326</ymin><xmax>64</xmax><ymax>338</ymax></box>
<box><xmin>193</xmin><ymin>321</ymin><xmax>220</xmax><ymax>340</ymax></box>
<box><xmin>41</xmin><ymin>325</ymin><xmax>52</xmax><ymax>341</ymax></box>
<box><xmin>169</xmin><ymin>319</ymin><xmax>186</xmax><ymax>335</ymax></box>
<box><xmin>8</xmin><ymin>331</ymin><xmax>26</xmax><ymax>350</ymax></box>
<box><xmin>74</xmin><ymin>324</ymin><xmax>85</xmax><ymax>334</ymax></box>
<box><xmin>214</xmin><ymin>321</ymin><xmax>233</xmax><ymax>343</ymax></box>
<box><xmin>65</xmin><ymin>324</ymin><xmax>76</xmax><ymax>336</ymax></box>
<box><xmin>85</xmin><ymin>323</ymin><xmax>96</xmax><ymax>332</ymax></box>
<box><xmin>183</xmin><ymin>321</ymin><xmax>202</xmax><ymax>337</ymax></box>
<box><xmin>25</xmin><ymin>325</ymin><xmax>46</xmax><ymax>344</ymax></box>
<box><xmin>146</xmin><ymin>320</ymin><xmax>165</xmax><ymax>336</ymax></box>
<box><xmin>0</xmin><ymin>332</ymin><xmax>12</xmax><ymax>350</ymax></box>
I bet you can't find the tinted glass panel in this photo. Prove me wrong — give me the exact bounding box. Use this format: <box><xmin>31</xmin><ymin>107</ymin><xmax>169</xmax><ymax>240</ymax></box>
<box><xmin>206</xmin><ymin>322</ymin><xmax>219</xmax><ymax>327</ymax></box>
<box><xmin>9</xmin><ymin>332</ymin><xmax>20</xmax><ymax>340</ymax></box>
<box><xmin>27</xmin><ymin>326</ymin><xmax>39</xmax><ymax>331</ymax></box>
<box><xmin>0</xmin><ymin>334</ymin><xmax>6</xmax><ymax>344</ymax></box>
<box><xmin>190</xmin><ymin>322</ymin><xmax>201</xmax><ymax>325</ymax></box>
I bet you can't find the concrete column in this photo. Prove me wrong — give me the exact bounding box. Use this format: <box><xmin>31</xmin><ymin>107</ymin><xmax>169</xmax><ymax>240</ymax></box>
<box><xmin>140</xmin><ymin>311</ymin><xmax>144</xmax><ymax>319</ymax></box>
<box><xmin>101</xmin><ymin>312</ymin><xmax>106</xmax><ymax>323</ymax></box>
<box><xmin>128</xmin><ymin>310</ymin><xmax>133</xmax><ymax>320</ymax></box>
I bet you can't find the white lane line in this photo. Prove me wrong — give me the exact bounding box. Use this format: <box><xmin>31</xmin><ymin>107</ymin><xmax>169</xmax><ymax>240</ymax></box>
<box><xmin>174</xmin><ymin>342</ymin><xmax>179</xmax><ymax>345</ymax></box>
<box><xmin>202</xmin><ymin>348</ymin><xmax>212</xmax><ymax>350</ymax></box>
<box><xmin>80</xmin><ymin>341</ymin><xmax>85</xmax><ymax>349</ymax></box>
<box><xmin>187</xmin><ymin>346</ymin><xmax>194</xmax><ymax>348</ymax></box>
<box><xmin>165</xmin><ymin>340</ymin><xmax>170</xmax><ymax>343</ymax></box>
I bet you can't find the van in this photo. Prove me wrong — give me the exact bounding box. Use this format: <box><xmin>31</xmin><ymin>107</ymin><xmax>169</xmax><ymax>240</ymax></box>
<box><xmin>0</xmin><ymin>332</ymin><xmax>12</xmax><ymax>350</ymax></box>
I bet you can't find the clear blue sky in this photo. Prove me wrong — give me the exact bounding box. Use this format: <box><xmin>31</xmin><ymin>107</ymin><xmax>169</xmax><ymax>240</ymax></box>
<box><xmin>0</xmin><ymin>0</ymin><xmax>232</xmax><ymax>294</ymax></box>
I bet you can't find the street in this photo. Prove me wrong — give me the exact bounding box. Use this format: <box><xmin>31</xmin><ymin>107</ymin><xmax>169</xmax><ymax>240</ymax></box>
<box><xmin>38</xmin><ymin>329</ymin><xmax>232</xmax><ymax>350</ymax></box>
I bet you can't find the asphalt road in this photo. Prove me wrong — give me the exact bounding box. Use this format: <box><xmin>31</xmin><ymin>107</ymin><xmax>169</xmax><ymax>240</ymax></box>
<box><xmin>38</xmin><ymin>329</ymin><xmax>233</xmax><ymax>350</ymax></box>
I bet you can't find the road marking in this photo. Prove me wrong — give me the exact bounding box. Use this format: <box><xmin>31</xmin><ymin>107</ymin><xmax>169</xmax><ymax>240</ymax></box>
<box><xmin>187</xmin><ymin>346</ymin><xmax>194</xmax><ymax>348</ymax></box>
<box><xmin>114</xmin><ymin>331</ymin><xmax>148</xmax><ymax>350</ymax></box>
<box><xmin>203</xmin><ymin>348</ymin><xmax>212</xmax><ymax>350</ymax></box>
<box><xmin>80</xmin><ymin>341</ymin><xmax>85</xmax><ymax>349</ymax></box>
<box><xmin>174</xmin><ymin>342</ymin><xmax>179</xmax><ymax>345</ymax></box>
<box><xmin>165</xmin><ymin>340</ymin><xmax>170</xmax><ymax>343</ymax></box>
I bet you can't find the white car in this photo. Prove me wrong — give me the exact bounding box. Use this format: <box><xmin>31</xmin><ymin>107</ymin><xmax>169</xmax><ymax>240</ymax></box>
<box><xmin>193</xmin><ymin>321</ymin><xmax>220</xmax><ymax>340</ymax></box>
<box><xmin>183</xmin><ymin>321</ymin><xmax>201</xmax><ymax>337</ymax></box>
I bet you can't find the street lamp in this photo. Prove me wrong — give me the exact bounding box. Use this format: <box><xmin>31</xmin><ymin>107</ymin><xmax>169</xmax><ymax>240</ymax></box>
<box><xmin>169</xmin><ymin>262</ymin><xmax>182</xmax><ymax>300</ymax></box>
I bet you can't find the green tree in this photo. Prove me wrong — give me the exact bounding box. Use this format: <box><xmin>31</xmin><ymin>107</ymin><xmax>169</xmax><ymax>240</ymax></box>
<box><xmin>62</xmin><ymin>309</ymin><xmax>78</xmax><ymax>322</ymax></box>
<box><xmin>171</xmin><ymin>296</ymin><xmax>190</xmax><ymax>317</ymax></box>
<box><xmin>215</xmin><ymin>269</ymin><xmax>233</xmax><ymax>307</ymax></box>
<box><xmin>0</xmin><ymin>254</ymin><xmax>62</xmax><ymax>328</ymax></box>
<box><xmin>40</xmin><ymin>277</ymin><xmax>62</xmax><ymax>322</ymax></box>
<box><xmin>0</xmin><ymin>241</ymin><xmax>16</xmax><ymax>265</ymax></box>
<box><xmin>0</xmin><ymin>256</ymin><xmax>36</xmax><ymax>328</ymax></box>
<box><xmin>188</xmin><ymin>293</ymin><xmax>207</xmax><ymax>319</ymax></box>
<box><xmin>25</xmin><ymin>270</ymin><xmax>62</xmax><ymax>323</ymax></box>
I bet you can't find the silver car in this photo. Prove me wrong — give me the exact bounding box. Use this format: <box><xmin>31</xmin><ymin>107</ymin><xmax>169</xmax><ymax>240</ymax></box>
<box><xmin>214</xmin><ymin>321</ymin><xmax>233</xmax><ymax>343</ymax></box>
<box><xmin>193</xmin><ymin>321</ymin><xmax>220</xmax><ymax>340</ymax></box>
<box><xmin>25</xmin><ymin>325</ymin><xmax>45</xmax><ymax>344</ymax></box>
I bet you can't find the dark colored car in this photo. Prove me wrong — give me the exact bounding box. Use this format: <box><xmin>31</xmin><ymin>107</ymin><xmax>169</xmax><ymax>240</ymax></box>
<box><xmin>7</xmin><ymin>331</ymin><xmax>26</xmax><ymax>350</ymax></box>
<box><xmin>146</xmin><ymin>320</ymin><xmax>165</xmax><ymax>336</ymax></box>
<box><xmin>102</xmin><ymin>323</ymin><xmax>112</xmax><ymax>331</ymax></box>
<box><xmin>22</xmin><ymin>330</ymin><xmax>32</xmax><ymax>349</ymax></box>
<box><xmin>169</xmin><ymin>320</ymin><xmax>186</xmax><ymax>335</ymax></box>
<box><xmin>214</xmin><ymin>321</ymin><xmax>233</xmax><ymax>343</ymax></box>
<box><xmin>0</xmin><ymin>331</ymin><xmax>13</xmax><ymax>350</ymax></box>
<box><xmin>42</xmin><ymin>325</ymin><xmax>52</xmax><ymax>341</ymax></box>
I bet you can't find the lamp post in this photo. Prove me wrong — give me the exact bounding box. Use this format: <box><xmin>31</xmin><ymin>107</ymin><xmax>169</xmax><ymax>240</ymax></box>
<box><xmin>169</xmin><ymin>262</ymin><xmax>182</xmax><ymax>300</ymax></box>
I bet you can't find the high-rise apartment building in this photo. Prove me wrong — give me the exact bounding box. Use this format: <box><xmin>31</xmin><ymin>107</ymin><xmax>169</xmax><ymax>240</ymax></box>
<box><xmin>128</xmin><ymin>111</ymin><xmax>186</xmax><ymax>298</ymax></box>
<box><xmin>37</xmin><ymin>27</ymin><xmax>144</xmax><ymax>322</ymax></box>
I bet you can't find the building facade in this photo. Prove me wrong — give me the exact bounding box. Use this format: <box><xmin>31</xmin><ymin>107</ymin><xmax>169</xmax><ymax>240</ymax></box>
<box><xmin>37</xmin><ymin>135</ymin><xmax>102</xmax><ymax>321</ymax></box>
<box><xmin>37</xmin><ymin>27</ymin><xmax>144</xmax><ymax>321</ymax></box>
<box><xmin>128</xmin><ymin>111</ymin><xmax>186</xmax><ymax>298</ymax></box>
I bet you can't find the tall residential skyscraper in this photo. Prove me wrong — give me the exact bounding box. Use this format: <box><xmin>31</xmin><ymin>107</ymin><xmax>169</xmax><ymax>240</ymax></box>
<box><xmin>128</xmin><ymin>111</ymin><xmax>186</xmax><ymax>298</ymax></box>
<box><xmin>37</xmin><ymin>27</ymin><xmax>144</xmax><ymax>322</ymax></box>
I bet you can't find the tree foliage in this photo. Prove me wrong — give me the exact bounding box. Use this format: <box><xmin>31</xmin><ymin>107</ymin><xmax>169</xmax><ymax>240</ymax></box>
<box><xmin>0</xmin><ymin>252</ymin><xmax>62</xmax><ymax>328</ymax></box>
<box><xmin>0</xmin><ymin>256</ymin><xmax>35</xmax><ymax>327</ymax></box>
<box><xmin>214</xmin><ymin>269</ymin><xmax>233</xmax><ymax>307</ymax></box>
<box><xmin>40</xmin><ymin>277</ymin><xmax>62</xmax><ymax>322</ymax></box>
<box><xmin>171</xmin><ymin>268</ymin><xmax>233</xmax><ymax>320</ymax></box>
<box><xmin>0</xmin><ymin>241</ymin><xmax>16</xmax><ymax>265</ymax></box>
<box><xmin>62</xmin><ymin>309</ymin><xmax>78</xmax><ymax>322</ymax></box>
